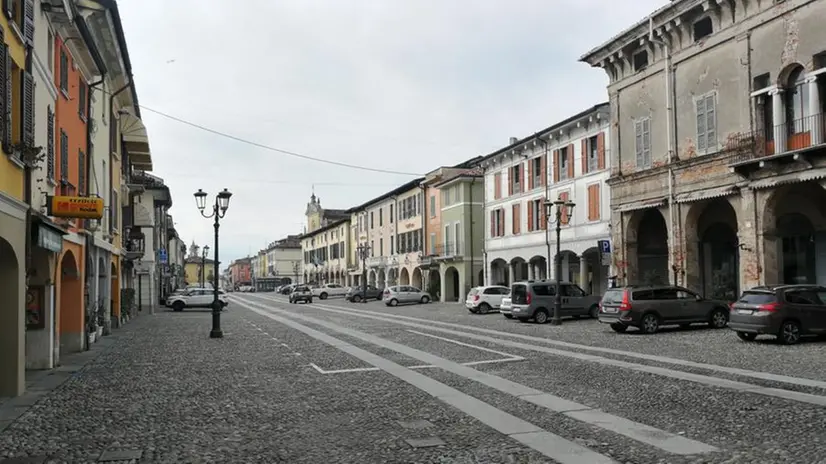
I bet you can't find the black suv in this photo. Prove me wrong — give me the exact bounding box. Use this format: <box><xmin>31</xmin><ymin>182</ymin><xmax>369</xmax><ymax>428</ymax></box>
<box><xmin>599</xmin><ymin>285</ymin><xmax>730</xmax><ymax>334</ymax></box>
<box><xmin>729</xmin><ymin>285</ymin><xmax>826</xmax><ymax>345</ymax></box>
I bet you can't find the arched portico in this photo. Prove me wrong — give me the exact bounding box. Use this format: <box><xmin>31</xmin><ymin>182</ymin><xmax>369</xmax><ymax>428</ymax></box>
<box><xmin>626</xmin><ymin>208</ymin><xmax>669</xmax><ymax>285</ymax></box>
<box><xmin>684</xmin><ymin>198</ymin><xmax>740</xmax><ymax>300</ymax></box>
<box><xmin>489</xmin><ymin>258</ymin><xmax>509</xmax><ymax>286</ymax></box>
<box><xmin>412</xmin><ymin>268</ymin><xmax>423</xmax><ymax>289</ymax></box>
<box><xmin>0</xmin><ymin>236</ymin><xmax>22</xmax><ymax>396</ymax></box>
<box><xmin>399</xmin><ymin>267</ymin><xmax>410</xmax><ymax>285</ymax></box>
<box><xmin>59</xmin><ymin>249</ymin><xmax>84</xmax><ymax>354</ymax></box>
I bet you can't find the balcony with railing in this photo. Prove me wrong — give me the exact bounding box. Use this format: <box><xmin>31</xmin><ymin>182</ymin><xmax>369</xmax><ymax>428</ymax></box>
<box><xmin>366</xmin><ymin>256</ymin><xmax>387</xmax><ymax>267</ymax></box>
<box><xmin>725</xmin><ymin>113</ymin><xmax>825</xmax><ymax>170</ymax></box>
<box><xmin>433</xmin><ymin>242</ymin><xmax>463</xmax><ymax>260</ymax></box>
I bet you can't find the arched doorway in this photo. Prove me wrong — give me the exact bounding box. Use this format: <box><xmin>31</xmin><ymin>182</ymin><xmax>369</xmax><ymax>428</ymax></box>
<box><xmin>0</xmin><ymin>237</ymin><xmax>21</xmax><ymax>395</ymax></box>
<box><xmin>478</xmin><ymin>269</ymin><xmax>484</xmax><ymax>287</ymax></box>
<box><xmin>510</xmin><ymin>257</ymin><xmax>528</xmax><ymax>282</ymax></box>
<box><xmin>581</xmin><ymin>247</ymin><xmax>606</xmax><ymax>295</ymax></box>
<box><xmin>444</xmin><ymin>266</ymin><xmax>460</xmax><ymax>302</ymax></box>
<box><xmin>778</xmin><ymin>213</ymin><xmax>816</xmax><ymax>284</ymax></box>
<box><xmin>368</xmin><ymin>270</ymin><xmax>376</xmax><ymax>287</ymax></box>
<box><xmin>400</xmin><ymin>267</ymin><xmax>410</xmax><ymax>285</ymax></box>
<box><xmin>557</xmin><ymin>251</ymin><xmax>579</xmax><ymax>284</ymax></box>
<box><xmin>633</xmin><ymin>209</ymin><xmax>669</xmax><ymax>285</ymax></box>
<box><xmin>110</xmin><ymin>262</ymin><xmax>119</xmax><ymax>327</ymax></box>
<box><xmin>98</xmin><ymin>257</ymin><xmax>108</xmax><ymax>331</ymax></box>
<box><xmin>59</xmin><ymin>250</ymin><xmax>83</xmax><ymax>353</ymax></box>
<box><xmin>687</xmin><ymin>199</ymin><xmax>740</xmax><ymax>300</ymax></box>
<box><xmin>489</xmin><ymin>258</ymin><xmax>509</xmax><ymax>286</ymax></box>
<box><xmin>529</xmin><ymin>256</ymin><xmax>547</xmax><ymax>280</ymax></box>
<box><xmin>412</xmin><ymin>268</ymin><xmax>422</xmax><ymax>289</ymax></box>
<box><xmin>387</xmin><ymin>268</ymin><xmax>397</xmax><ymax>286</ymax></box>
<box><xmin>427</xmin><ymin>269</ymin><xmax>440</xmax><ymax>299</ymax></box>
<box><xmin>377</xmin><ymin>269</ymin><xmax>386</xmax><ymax>289</ymax></box>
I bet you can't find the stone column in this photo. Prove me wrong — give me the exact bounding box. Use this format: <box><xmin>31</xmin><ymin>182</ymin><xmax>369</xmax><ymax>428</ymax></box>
<box><xmin>807</xmin><ymin>75</ymin><xmax>822</xmax><ymax>145</ymax></box>
<box><xmin>579</xmin><ymin>256</ymin><xmax>589</xmax><ymax>293</ymax></box>
<box><xmin>509</xmin><ymin>262</ymin><xmax>517</xmax><ymax>285</ymax></box>
<box><xmin>738</xmin><ymin>190</ymin><xmax>761</xmax><ymax>291</ymax></box>
<box><xmin>771</xmin><ymin>88</ymin><xmax>786</xmax><ymax>153</ymax></box>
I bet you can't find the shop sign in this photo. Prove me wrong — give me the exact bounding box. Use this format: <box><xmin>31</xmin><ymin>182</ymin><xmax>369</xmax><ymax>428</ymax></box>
<box><xmin>37</xmin><ymin>225</ymin><xmax>63</xmax><ymax>253</ymax></box>
<box><xmin>47</xmin><ymin>195</ymin><xmax>104</xmax><ymax>219</ymax></box>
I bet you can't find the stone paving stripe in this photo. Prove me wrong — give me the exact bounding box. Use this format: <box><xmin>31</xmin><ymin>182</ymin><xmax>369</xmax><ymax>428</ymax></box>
<box><xmin>283</xmin><ymin>297</ymin><xmax>826</xmax><ymax>407</ymax></box>
<box><xmin>405</xmin><ymin>437</ymin><xmax>445</xmax><ymax>448</ymax></box>
<box><xmin>397</xmin><ymin>419</ymin><xmax>434</xmax><ymax>429</ymax></box>
<box><xmin>0</xmin><ymin>457</ymin><xmax>47</xmax><ymax>463</ymax></box>
<box><xmin>407</xmin><ymin>330</ymin><xmax>523</xmax><ymax>359</ymax></box>
<box><xmin>235</xmin><ymin>299</ymin><xmax>616</xmax><ymax>464</ymax></box>
<box><xmin>98</xmin><ymin>449</ymin><xmax>143</xmax><ymax>461</ymax></box>
<box><xmin>289</xmin><ymin>296</ymin><xmax>826</xmax><ymax>391</ymax></box>
<box><xmin>238</xmin><ymin>297</ymin><xmax>717</xmax><ymax>457</ymax></box>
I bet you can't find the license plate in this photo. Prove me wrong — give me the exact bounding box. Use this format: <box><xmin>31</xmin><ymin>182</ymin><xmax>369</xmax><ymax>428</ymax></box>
<box><xmin>603</xmin><ymin>307</ymin><xmax>618</xmax><ymax>313</ymax></box>
<box><xmin>736</xmin><ymin>309</ymin><xmax>753</xmax><ymax>315</ymax></box>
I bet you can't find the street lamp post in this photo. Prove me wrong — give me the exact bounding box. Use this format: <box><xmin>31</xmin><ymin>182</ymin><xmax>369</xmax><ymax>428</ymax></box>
<box><xmin>357</xmin><ymin>242</ymin><xmax>370</xmax><ymax>303</ymax></box>
<box><xmin>194</xmin><ymin>188</ymin><xmax>233</xmax><ymax>339</ymax></box>
<box><xmin>200</xmin><ymin>245</ymin><xmax>210</xmax><ymax>288</ymax></box>
<box><xmin>544</xmin><ymin>197</ymin><xmax>576</xmax><ymax>326</ymax></box>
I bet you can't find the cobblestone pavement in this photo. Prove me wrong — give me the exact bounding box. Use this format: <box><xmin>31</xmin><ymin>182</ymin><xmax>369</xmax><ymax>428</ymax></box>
<box><xmin>2</xmin><ymin>293</ymin><xmax>825</xmax><ymax>463</ymax></box>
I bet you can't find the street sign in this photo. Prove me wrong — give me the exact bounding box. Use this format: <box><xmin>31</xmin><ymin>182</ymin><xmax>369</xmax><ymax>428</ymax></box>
<box><xmin>601</xmin><ymin>252</ymin><xmax>611</xmax><ymax>266</ymax></box>
<box><xmin>158</xmin><ymin>248</ymin><xmax>168</xmax><ymax>264</ymax></box>
<box><xmin>598</xmin><ymin>240</ymin><xmax>611</xmax><ymax>253</ymax></box>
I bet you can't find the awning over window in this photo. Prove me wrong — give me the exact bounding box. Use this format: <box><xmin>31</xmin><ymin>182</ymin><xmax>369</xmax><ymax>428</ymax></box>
<box><xmin>613</xmin><ymin>197</ymin><xmax>666</xmax><ymax>213</ymax></box>
<box><xmin>748</xmin><ymin>168</ymin><xmax>826</xmax><ymax>190</ymax></box>
<box><xmin>674</xmin><ymin>185</ymin><xmax>738</xmax><ymax>204</ymax></box>
<box><xmin>122</xmin><ymin>113</ymin><xmax>152</xmax><ymax>171</ymax></box>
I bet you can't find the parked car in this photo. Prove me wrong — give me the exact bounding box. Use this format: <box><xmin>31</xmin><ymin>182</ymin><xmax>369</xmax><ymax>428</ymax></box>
<box><xmin>383</xmin><ymin>286</ymin><xmax>431</xmax><ymax>306</ymax></box>
<box><xmin>729</xmin><ymin>284</ymin><xmax>826</xmax><ymax>345</ymax></box>
<box><xmin>598</xmin><ymin>285</ymin><xmax>730</xmax><ymax>334</ymax></box>
<box><xmin>312</xmin><ymin>283</ymin><xmax>349</xmax><ymax>300</ymax></box>
<box><xmin>166</xmin><ymin>288</ymin><xmax>228</xmax><ymax>312</ymax></box>
<box><xmin>279</xmin><ymin>284</ymin><xmax>296</xmax><ymax>295</ymax></box>
<box><xmin>346</xmin><ymin>285</ymin><xmax>382</xmax><ymax>302</ymax></box>
<box><xmin>289</xmin><ymin>285</ymin><xmax>314</xmax><ymax>304</ymax></box>
<box><xmin>500</xmin><ymin>295</ymin><xmax>514</xmax><ymax>319</ymax></box>
<box><xmin>466</xmin><ymin>286</ymin><xmax>510</xmax><ymax>314</ymax></box>
<box><xmin>509</xmin><ymin>280</ymin><xmax>601</xmax><ymax>323</ymax></box>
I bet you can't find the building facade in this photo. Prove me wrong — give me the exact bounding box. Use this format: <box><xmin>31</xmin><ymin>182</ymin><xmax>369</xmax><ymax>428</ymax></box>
<box><xmin>302</xmin><ymin>218</ymin><xmax>350</xmax><ymax>285</ymax></box>
<box><xmin>228</xmin><ymin>257</ymin><xmax>252</xmax><ymax>289</ymax></box>
<box><xmin>390</xmin><ymin>186</ymin><xmax>425</xmax><ymax>289</ymax></box>
<box><xmin>265</xmin><ymin>235</ymin><xmax>301</xmax><ymax>283</ymax></box>
<box><xmin>581</xmin><ymin>0</ymin><xmax>826</xmax><ymax>298</ymax></box>
<box><xmin>482</xmin><ymin>104</ymin><xmax>612</xmax><ymax>294</ymax></box>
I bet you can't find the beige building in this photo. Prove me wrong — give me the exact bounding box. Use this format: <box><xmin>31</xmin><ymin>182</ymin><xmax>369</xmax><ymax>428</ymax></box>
<box><xmin>301</xmin><ymin>192</ymin><xmax>351</xmax><ymax>285</ymax></box>
<box><xmin>581</xmin><ymin>0</ymin><xmax>826</xmax><ymax>298</ymax></box>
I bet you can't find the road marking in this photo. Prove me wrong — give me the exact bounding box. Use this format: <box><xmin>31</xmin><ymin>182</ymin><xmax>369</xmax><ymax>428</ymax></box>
<box><xmin>244</xmin><ymin>293</ymin><xmax>826</xmax><ymax>391</ymax></box>
<box><xmin>236</xmin><ymin>297</ymin><xmax>717</xmax><ymax>456</ymax></box>
<box><xmin>407</xmin><ymin>330</ymin><xmax>524</xmax><ymax>361</ymax></box>
<box><xmin>309</xmin><ymin>357</ymin><xmax>525</xmax><ymax>375</ymax></box>
<box><xmin>242</xmin><ymin>295</ymin><xmax>826</xmax><ymax>407</ymax></box>
<box><xmin>235</xmin><ymin>299</ymin><xmax>616</xmax><ymax>464</ymax></box>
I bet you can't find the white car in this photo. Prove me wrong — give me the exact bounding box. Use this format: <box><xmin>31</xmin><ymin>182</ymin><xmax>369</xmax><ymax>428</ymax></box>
<box><xmin>312</xmin><ymin>284</ymin><xmax>349</xmax><ymax>300</ymax></box>
<box><xmin>466</xmin><ymin>286</ymin><xmax>510</xmax><ymax>314</ymax></box>
<box><xmin>167</xmin><ymin>287</ymin><xmax>228</xmax><ymax>312</ymax></box>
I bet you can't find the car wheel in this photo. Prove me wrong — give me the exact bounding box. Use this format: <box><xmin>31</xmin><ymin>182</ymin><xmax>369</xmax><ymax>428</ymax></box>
<box><xmin>353</xmin><ymin>295</ymin><xmax>362</xmax><ymax>303</ymax></box>
<box><xmin>503</xmin><ymin>314</ymin><xmax>513</xmax><ymax>319</ymax></box>
<box><xmin>610</xmin><ymin>323</ymin><xmax>628</xmax><ymax>333</ymax></box>
<box><xmin>709</xmin><ymin>308</ymin><xmax>729</xmax><ymax>329</ymax></box>
<box><xmin>468</xmin><ymin>306</ymin><xmax>479</xmax><ymax>314</ymax></box>
<box><xmin>172</xmin><ymin>301</ymin><xmax>184</xmax><ymax>312</ymax></box>
<box><xmin>640</xmin><ymin>313</ymin><xmax>660</xmax><ymax>334</ymax></box>
<box><xmin>736</xmin><ymin>331</ymin><xmax>757</xmax><ymax>342</ymax></box>
<box><xmin>588</xmin><ymin>304</ymin><xmax>599</xmax><ymax>319</ymax></box>
<box><xmin>778</xmin><ymin>320</ymin><xmax>801</xmax><ymax>345</ymax></box>
<box><xmin>420</xmin><ymin>295</ymin><xmax>430</xmax><ymax>304</ymax></box>
<box><xmin>478</xmin><ymin>303</ymin><xmax>491</xmax><ymax>314</ymax></box>
<box><xmin>320</xmin><ymin>293</ymin><xmax>328</xmax><ymax>300</ymax></box>
<box><xmin>388</xmin><ymin>298</ymin><xmax>399</xmax><ymax>307</ymax></box>
<box><xmin>308</xmin><ymin>298</ymin><xmax>313</xmax><ymax>304</ymax></box>
<box><xmin>534</xmin><ymin>309</ymin><xmax>550</xmax><ymax>324</ymax></box>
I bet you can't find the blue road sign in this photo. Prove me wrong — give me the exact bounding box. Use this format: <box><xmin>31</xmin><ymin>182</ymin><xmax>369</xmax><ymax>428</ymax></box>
<box><xmin>158</xmin><ymin>248</ymin><xmax>168</xmax><ymax>263</ymax></box>
<box><xmin>598</xmin><ymin>240</ymin><xmax>611</xmax><ymax>253</ymax></box>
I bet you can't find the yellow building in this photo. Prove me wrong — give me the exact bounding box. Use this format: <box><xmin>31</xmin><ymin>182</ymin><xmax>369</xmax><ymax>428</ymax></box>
<box><xmin>185</xmin><ymin>258</ymin><xmax>216</xmax><ymax>287</ymax></box>
<box><xmin>0</xmin><ymin>7</ymin><xmax>35</xmax><ymax>397</ymax></box>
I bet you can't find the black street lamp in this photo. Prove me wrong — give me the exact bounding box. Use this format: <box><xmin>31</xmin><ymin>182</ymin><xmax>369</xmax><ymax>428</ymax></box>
<box><xmin>544</xmin><ymin>197</ymin><xmax>576</xmax><ymax>326</ymax></box>
<box><xmin>194</xmin><ymin>188</ymin><xmax>233</xmax><ymax>339</ymax></box>
<box><xmin>201</xmin><ymin>245</ymin><xmax>210</xmax><ymax>288</ymax></box>
<box><xmin>357</xmin><ymin>242</ymin><xmax>370</xmax><ymax>303</ymax></box>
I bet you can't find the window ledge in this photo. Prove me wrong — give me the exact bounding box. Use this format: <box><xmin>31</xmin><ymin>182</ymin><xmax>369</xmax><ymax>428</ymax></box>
<box><xmin>9</xmin><ymin>155</ymin><xmax>24</xmax><ymax>170</ymax></box>
<box><xmin>9</xmin><ymin>22</ymin><xmax>24</xmax><ymax>46</ymax></box>
<box><xmin>60</xmin><ymin>88</ymin><xmax>69</xmax><ymax>100</ymax></box>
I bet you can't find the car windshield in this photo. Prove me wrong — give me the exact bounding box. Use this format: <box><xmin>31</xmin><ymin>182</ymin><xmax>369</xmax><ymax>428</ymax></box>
<box><xmin>737</xmin><ymin>291</ymin><xmax>776</xmax><ymax>304</ymax></box>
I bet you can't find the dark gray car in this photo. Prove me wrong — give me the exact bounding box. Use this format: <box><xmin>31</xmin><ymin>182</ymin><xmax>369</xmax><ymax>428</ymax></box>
<box><xmin>289</xmin><ymin>285</ymin><xmax>313</xmax><ymax>304</ymax></box>
<box><xmin>598</xmin><ymin>285</ymin><xmax>730</xmax><ymax>334</ymax></box>
<box><xmin>509</xmin><ymin>280</ymin><xmax>601</xmax><ymax>324</ymax></box>
<box><xmin>729</xmin><ymin>284</ymin><xmax>826</xmax><ymax>345</ymax></box>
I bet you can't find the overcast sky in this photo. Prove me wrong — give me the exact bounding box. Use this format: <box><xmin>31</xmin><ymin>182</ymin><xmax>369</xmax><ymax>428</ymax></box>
<box><xmin>117</xmin><ymin>0</ymin><xmax>666</xmax><ymax>266</ymax></box>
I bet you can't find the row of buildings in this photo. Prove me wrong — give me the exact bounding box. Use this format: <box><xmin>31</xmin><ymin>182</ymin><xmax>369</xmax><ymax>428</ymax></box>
<box><xmin>1</xmin><ymin>0</ymin><xmax>186</xmax><ymax>399</ymax></box>
<box><xmin>284</xmin><ymin>0</ymin><xmax>826</xmax><ymax>303</ymax></box>
<box><xmin>225</xmin><ymin>235</ymin><xmax>302</xmax><ymax>291</ymax></box>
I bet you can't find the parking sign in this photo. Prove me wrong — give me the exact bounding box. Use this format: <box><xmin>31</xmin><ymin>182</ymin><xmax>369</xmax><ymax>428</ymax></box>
<box><xmin>598</xmin><ymin>240</ymin><xmax>611</xmax><ymax>253</ymax></box>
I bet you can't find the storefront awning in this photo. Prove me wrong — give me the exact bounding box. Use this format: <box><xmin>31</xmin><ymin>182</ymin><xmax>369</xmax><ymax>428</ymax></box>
<box><xmin>613</xmin><ymin>197</ymin><xmax>666</xmax><ymax>213</ymax></box>
<box><xmin>122</xmin><ymin>113</ymin><xmax>153</xmax><ymax>171</ymax></box>
<box><xmin>748</xmin><ymin>168</ymin><xmax>826</xmax><ymax>190</ymax></box>
<box><xmin>674</xmin><ymin>185</ymin><xmax>739</xmax><ymax>204</ymax></box>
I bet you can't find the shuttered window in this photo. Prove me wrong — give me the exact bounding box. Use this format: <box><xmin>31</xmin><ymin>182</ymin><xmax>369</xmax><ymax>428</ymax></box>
<box><xmin>22</xmin><ymin>70</ymin><xmax>34</xmax><ymax>145</ymax></box>
<box><xmin>78</xmin><ymin>78</ymin><xmax>87</xmax><ymax>119</ymax></box>
<box><xmin>587</xmin><ymin>184</ymin><xmax>601</xmax><ymax>221</ymax></box>
<box><xmin>635</xmin><ymin>118</ymin><xmax>651</xmax><ymax>168</ymax></box>
<box><xmin>23</xmin><ymin>0</ymin><xmax>34</xmax><ymax>45</ymax></box>
<box><xmin>0</xmin><ymin>35</ymin><xmax>7</xmax><ymax>155</ymax></box>
<box><xmin>46</xmin><ymin>106</ymin><xmax>54</xmax><ymax>180</ymax></box>
<box><xmin>59</xmin><ymin>49</ymin><xmax>68</xmax><ymax>93</ymax></box>
<box><xmin>696</xmin><ymin>93</ymin><xmax>717</xmax><ymax>152</ymax></box>
<box><xmin>78</xmin><ymin>149</ymin><xmax>85</xmax><ymax>195</ymax></box>
<box><xmin>1</xmin><ymin>42</ymin><xmax>10</xmax><ymax>155</ymax></box>
<box><xmin>59</xmin><ymin>129</ymin><xmax>68</xmax><ymax>182</ymax></box>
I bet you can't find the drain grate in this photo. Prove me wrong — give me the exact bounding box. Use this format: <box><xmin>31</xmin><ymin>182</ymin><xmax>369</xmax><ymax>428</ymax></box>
<box><xmin>405</xmin><ymin>437</ymin><xmax>446</xmax><ymax>448</ymax></box>
<box><xmin>98</xmin><ymin>449</ymin><xmax>143</xmax><ymax>462</ymax></box>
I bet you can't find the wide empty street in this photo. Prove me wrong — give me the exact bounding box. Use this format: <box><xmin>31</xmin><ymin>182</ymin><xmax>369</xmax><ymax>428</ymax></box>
<box><xmin>2</xmin><ymin>294</ymin><xmax>825</xmax><ymax>463</ymax></box>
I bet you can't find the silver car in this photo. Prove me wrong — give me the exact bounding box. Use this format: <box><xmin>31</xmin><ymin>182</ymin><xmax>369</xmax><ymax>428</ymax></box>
<box><xmin>382</xmin><ymin>286</ymin><xmax>431</xmax><ymax>306</ymax></box>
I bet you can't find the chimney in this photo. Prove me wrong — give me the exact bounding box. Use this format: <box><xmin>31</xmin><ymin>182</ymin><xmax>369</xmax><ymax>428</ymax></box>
<box><xmin>509</xmin><ymin>137</ymin><xmax>518</xmax><ymax>145</ymax></box>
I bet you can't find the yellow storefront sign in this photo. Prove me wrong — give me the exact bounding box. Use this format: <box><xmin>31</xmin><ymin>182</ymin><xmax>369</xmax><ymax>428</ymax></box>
<box><xmin>47</xmin><ymin>196</ymin><xmax>104</xmax><ymax>219</ymax></box>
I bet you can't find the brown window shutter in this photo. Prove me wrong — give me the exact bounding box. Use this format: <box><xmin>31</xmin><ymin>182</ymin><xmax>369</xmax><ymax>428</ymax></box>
<box><xmin>581</xmin><ymin>139</ymin><xmax>588</xmax><ymax>174</ymax></box>
<box><xmin>540</xmin><ymin>200</ymin><xmax>547</xmax><ymax>230</ymax></box>
<box><xmin>553</xmin><ymin>150</ymin><xmax>560</xmax><ymax>183</ymax></box>
<box><xmin>560</xmin><ymin>191</ymin><xmax>570</xmax><ymax>224</ymax></box>
<box><xmin>513</xmin><ymin>203</ymin><xmax>521</xmax><ymax>234</ymax></box>
<box><xmin>526</xmin><ymin>201</ymin><xmax>533</xmax><ymax>232</ymax></box>
<box><xmin>587</xmin><ymin>185</ymin><xmax>595</xmax><ymax>221</ymax></box>
<box><xmin>490</xmin><ymin>211</ymin><xmax>496</xmax><ymax>237</ymax></box>
<box><xmin>597</xmin><ymin>132</ymin><xmax>606</xmax><ymax>170</ymax></box>
<box><xmin>508</xmin><ymin>168</ymin><xmax>513</xmax><ymax>196</ymax></box>
<box><xmin>540</xmin><ymin>155</ymin><xmax>547</xmax><ymax>186</ymax></box>
<box><xmin>494</xmin><ymin>172</ymin><xmax>502</xmax><ymax>199</ymax></box>
<box><xmin>498</xmin><ymin>209</ymin><xmax>505</xmax><ymax>236</ymax></box>
<box><xmin>528</xmin><ymin>159</ymin><xmax>534</xmax><ymax>190</ymax></box>
<box><xmin>593</xmin><ymin>184</ymin><xmax>601</xmax><ymax>220</ymax></box>
<box><xmin>567</xmin><ymin>144</ymin><xmax>575</xmax><ymax>179</ymax></box>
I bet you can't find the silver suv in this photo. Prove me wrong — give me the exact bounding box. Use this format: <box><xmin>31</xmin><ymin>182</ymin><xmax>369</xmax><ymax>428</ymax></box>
<box><xmin>289</xmin><ymin>285</ymin><xmax>313</xmax><ymax>304</ymax></box>
<box><xmin>510</xmin><ymin>280</ymin><xmax>601</xmax><ymax>323</ymax></box>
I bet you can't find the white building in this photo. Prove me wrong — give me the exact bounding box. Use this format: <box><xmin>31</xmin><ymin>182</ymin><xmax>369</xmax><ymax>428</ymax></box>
<box><xmin>266</xmin><ymin>235</ymin><xmax>302</xmax><ymax>283</ymax></box>
<box><xmin>482</xmin><ymin>103</ymin><xmax>613</xmax><ymax>295</ymax></box>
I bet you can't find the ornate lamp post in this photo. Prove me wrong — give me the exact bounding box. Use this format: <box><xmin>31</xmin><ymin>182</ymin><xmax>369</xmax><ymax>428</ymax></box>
<box><xmin>357</xmin><ymin>242</ymin><xmax>370</xmax><ymax>303</ymax></box>
<box><xmin>543</xmin><ymin>197</ymin><xmax>575</xmax><ymax>326</ymax></box>
<box><xmin>200</xmin><ymin>245</ymin><xmax>210</xmax><ymax>288</ymax></box>
<box><xmin>194</xmin><ymin>188</ymin><xmax>233</xmax><ymax>338</ymax></box>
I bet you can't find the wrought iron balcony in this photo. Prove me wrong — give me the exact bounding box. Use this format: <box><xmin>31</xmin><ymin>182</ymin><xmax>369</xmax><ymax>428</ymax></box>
<box><xmin>725</xmin><ymin>113</ymin><xmax>825</xmax><ymax>166</ymax></box>
<box><xmin>433</xmin><ymin>242</ymin><xmax>462</xmax><ymax>260</ymax></box>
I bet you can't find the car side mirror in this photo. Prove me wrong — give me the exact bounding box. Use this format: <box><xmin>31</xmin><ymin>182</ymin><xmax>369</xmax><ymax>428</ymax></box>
<box><xmin>695</xmin><ymin>294</ymin><xmax>703</xmax><ymax>301</ymax></box>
